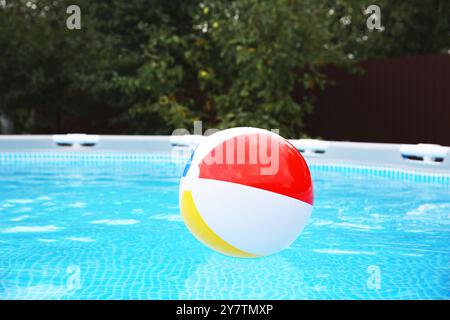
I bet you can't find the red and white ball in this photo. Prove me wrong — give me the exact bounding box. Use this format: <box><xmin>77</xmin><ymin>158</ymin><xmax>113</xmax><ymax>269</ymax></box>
<box><xmin>179</xmin><ymin>128</ymin><xmax>313</xmax><ymax>257</ymax></box>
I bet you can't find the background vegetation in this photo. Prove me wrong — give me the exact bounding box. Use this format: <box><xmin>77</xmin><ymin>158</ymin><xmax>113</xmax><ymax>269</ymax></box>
<box><xmin>0</xmin><ymin>0</ymin><xmax>448</xmax><ymax>136</ymax></box>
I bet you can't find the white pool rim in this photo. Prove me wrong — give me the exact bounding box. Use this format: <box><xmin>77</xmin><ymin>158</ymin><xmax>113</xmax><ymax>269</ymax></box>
<box><xmin>0</xmin><ymin>135</ymin><xmax>449</xmax><ymax>181</ymax></box>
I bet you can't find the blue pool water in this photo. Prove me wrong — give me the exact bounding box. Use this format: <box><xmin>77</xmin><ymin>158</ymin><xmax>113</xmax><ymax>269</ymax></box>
<box><xmin>0</xmin><ymin>156</ymin><xmax>449</xmax><ymax>299</ymax></box>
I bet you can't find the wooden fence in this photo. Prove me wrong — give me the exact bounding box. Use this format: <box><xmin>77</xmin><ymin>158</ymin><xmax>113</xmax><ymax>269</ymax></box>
<box><xmin>304</xmin><ymin>54</ymin><xmax>450</xmax><ymax>146</ymax></box>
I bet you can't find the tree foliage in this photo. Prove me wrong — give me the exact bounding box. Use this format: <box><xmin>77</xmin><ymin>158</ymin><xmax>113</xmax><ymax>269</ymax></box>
<box><xmin>0</xmin><ymin>0</ymin><xmax>448</xmax><ymax>136</ymax></box>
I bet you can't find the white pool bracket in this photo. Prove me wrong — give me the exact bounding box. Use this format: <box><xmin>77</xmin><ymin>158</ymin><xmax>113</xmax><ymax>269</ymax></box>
<box><xmin>53</xmin><ymin>134</ymin><xmax>99</xmax><ymax>148</ymax></box>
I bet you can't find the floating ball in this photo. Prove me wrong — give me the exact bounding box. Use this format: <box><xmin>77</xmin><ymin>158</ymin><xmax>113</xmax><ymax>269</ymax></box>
<box><xmin>179</xmin><ymin>128</ymin><xmax>313</xmax><ymax>258</ymax></box>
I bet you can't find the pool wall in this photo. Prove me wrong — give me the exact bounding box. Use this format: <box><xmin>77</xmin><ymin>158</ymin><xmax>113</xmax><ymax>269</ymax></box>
<box><xmin>1</xmin><ymin>135</ymin><xmax>449</xmax><ymax>178</ymax></box>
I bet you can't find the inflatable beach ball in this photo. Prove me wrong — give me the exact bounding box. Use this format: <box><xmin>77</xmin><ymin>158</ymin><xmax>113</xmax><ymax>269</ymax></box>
<box><xmin>179</xmin><ymin>128</ymin><xmax>313</xmax><ymax>258</ymax></box>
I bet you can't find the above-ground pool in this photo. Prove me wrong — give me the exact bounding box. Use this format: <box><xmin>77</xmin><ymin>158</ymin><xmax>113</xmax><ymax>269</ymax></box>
<box><xmin>0</xmin><ymin>154</ymin><xmax>449</xmax><ymax>299</ymax></box>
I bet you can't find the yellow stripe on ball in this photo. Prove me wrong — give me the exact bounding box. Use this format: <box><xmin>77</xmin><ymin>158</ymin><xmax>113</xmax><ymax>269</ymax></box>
<box><xmin>180</xmin><ymin>190</ymin><xmax>258</xmax><ymax>258</ymax></box>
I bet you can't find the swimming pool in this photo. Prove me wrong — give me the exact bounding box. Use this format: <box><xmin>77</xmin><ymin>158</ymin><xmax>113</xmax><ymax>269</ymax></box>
<box><xmin>0</xmin><ymin>152</ymin><xmax>448</xmax><ymax>300</ymax></box>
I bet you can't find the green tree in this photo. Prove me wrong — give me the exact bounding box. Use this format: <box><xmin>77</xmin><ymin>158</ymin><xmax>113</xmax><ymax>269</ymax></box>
<box><xmin>118</xmin><ymin>0</ymin><xmax>365</xmax><ymax>136</ymax></box>
<box><xmin>1</xmin><ymin>0</ymin><xmax>448</xmax><ymax>136</ymax></box>
<box><xmin>0</xmin><ymin>0</ymin><xmax>174</xmax><ymax>133</ymax></box>
<box><xmin>0</xmin><ymin>0</ymin><xmax>109</xmax><ymax>132</ymax></box>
